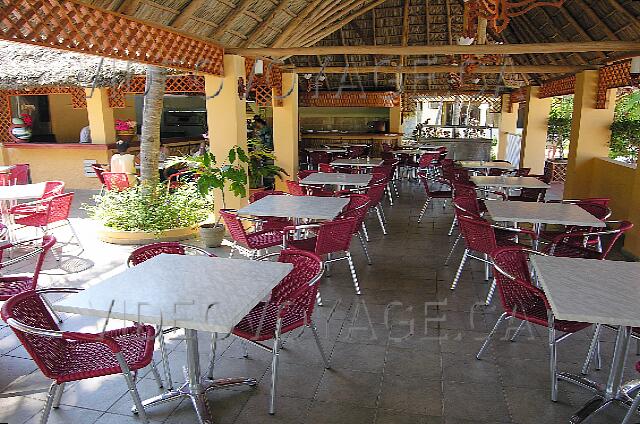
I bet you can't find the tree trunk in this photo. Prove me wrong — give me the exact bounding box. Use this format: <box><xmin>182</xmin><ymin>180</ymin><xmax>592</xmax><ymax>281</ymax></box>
<box><xmin>139</xmin><ymin>65</ymin><xmax>166</xmax><ymax>187</ymax></box>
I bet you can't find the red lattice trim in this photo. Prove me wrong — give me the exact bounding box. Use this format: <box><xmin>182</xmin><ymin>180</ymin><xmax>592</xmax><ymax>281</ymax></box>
<box><xmin>539</xmin><ymin>76</ymin><xmax>576</xmax><ymax>98</ymax></box>
<box><xmin>244</xmin><ymin>58</ymin><xmax>284</xmax><ymax>107</ymax></box>
<box><xmin>596</xmin><ymin>60</ymin><xmax>632</xmax><ymax>109</ymax></box>
<box><xmin>300</xmin><ymin>92</ymin><xmax>401</xmax><ymax>108</ymax></box>
<box><xmin>108</xmin><ymin>75</ymin><xmax>205</xmax><ymax>108</ymax></box>
<box><xmin>507</xmin><ymin>87</ymin><xmax>527</xmax><ymax>112</ymax></box>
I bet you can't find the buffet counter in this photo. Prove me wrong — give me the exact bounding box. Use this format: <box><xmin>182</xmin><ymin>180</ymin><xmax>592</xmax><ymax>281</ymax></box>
<box><xmin>301</xmin><ymin>132</ymin><xmax>403</xmax><ymax>155</ymax></box>
<box><xmin>410</xmin><ymin>138</ymin><xmax>492</xmax><ymax>161</ymax></box>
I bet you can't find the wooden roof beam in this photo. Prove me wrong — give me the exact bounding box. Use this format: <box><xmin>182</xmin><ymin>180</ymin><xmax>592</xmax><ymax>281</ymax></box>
<box><xmin>291</xmin><ymin>65</ymin><xmax>592</xmax><ymax>73</ymax></box>
<box><xmin>272</xmin><ymin>0</ymin><xmax>326</xmax><ymax>47</ymax></box>
<box><xmin>211</xmin><ymin>0</ymin><xmax>254</xmax><ymax>40</ymax></box>
<box><xmin>607</xmin><ymin>0</ymin><xmax>640</xmax><ymax>33</ymax></box>
<box><xmin>555</xmin><ymin>7</ymin><xmax>606</xmax><ymax>59</ymax></box>
<box><xmin>117</xmin><ymin>0</ymin><xmax>140</xmax><ymax>14</ymax></box>
<box><xmin>444</xmin><ymin>0</ymin><xmax>453</xmax><ymax>45</ymax></box>
<box><xmin>243</xmin><ymin>0</ymin><xmax>289</xmax><ymax>47</ymax></box>
<box><xmin>576</xmin><ymin>2</ymin><xmax>618</xmax><ymax>41</ymax></box>
<box><xmin>170</xmin><ymin>0</ymin><xmax>206</xmax><ymax>28</ymax></box>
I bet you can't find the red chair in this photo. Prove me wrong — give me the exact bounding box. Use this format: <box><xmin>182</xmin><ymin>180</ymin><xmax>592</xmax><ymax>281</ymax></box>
<box><xmin>477</xmin><ymin>247</ymin><xmax>592</xmax><ymax>402</ymax></box>
<box><xmin>230</xmin><ymin>249</ymin><xmax>327</xmax><ymax>414</ymax></box>
<box><xmin>102</xmin><ymin>172</ymin><xmax>131</xmax><ymax>191</ymax></box>
<box><xmin>318</xmin><ymin>163</ymin><xmax>335</xmax><ymax>173</ymax></box>
<box><xmin>11</xmin><ymin>193</ymin><xmax>83</xmax><ymax>256</ymax></box>
<box><xmin>0</xmin><ymin>236</ymin><xmax>56</xmax><ymax>301</ymax></box>
<box><xmin>91</xmin><ymin>164</ymin><xmax>107</xmax><ymax>195</ymax></box>
<box><xmin>1</xmin><ymin>288</ymin><xmax>160</xmax><ymax>424</ymax></box>
<box><xmin>9</xmin><ymin>163</ymin><xmax>30</xmax><ymax>184</ymax></box>
<box><xmin>297</xmin><ymin>170</ymin><xmax>317</xmax><ymax>180</ymax></box>
<box><xmin>540</xmin><ymin>199</ymin><xmax>612</xmax><ymax>250</ymax></box>
<box><xmin>347</xmin><ymin>145</ymin><xmax>366</xmax><ymax>159</ymax></box>
<box><xmin>337</xmin><ymin>193</ymin><xmax>372</xmax><ymax>265</ymax></box>
<box><xmin>10</xmin><ymin>181</ymin><xmax>65</xmax><ymax>217</ymax></box>
<box><xmin>545</xmin><ymin>220</ymin><xmax>633</xmax><ymax>260</ymax></box>
<box><xmin>248</xmin><ymin>190</ymin><xmax>293</xmax><ymax>232</ymax></box>
<box><xmin>308</xmin><ymin>151</ymin><xmax>331</xmax><ymax>169</ymax></box>
<box><xmin>284</xmin><ymin>217</ymin><xmax>361</xmax><ymax>294</ymax></box>
<box><xmin>286</xmin><ymin>179</ymin><xmax>333</xmax><ymax>197</ymax></box>
<box><xmin>508</xmin><ymin>187</ymin><xmax>547</xmax><ymax>202</ymax></box>
<box><xmin>417</xmin><ymin>171</ymin><xmax>452</xmax><ymax>223</ymax></box>
<box><xmin>514</xmin><ymin>167</ymin><xmax>531</xmax><ymax>176</ymax></box>
<box><xmin>219</xmin><ymin>209</ymin><xmax>284</xmax><ymax>258</ymax></box>
<box><xmin>364</xmin><ymin>181</ymin><xmax>389</xmax><ymax>235</ymax></box>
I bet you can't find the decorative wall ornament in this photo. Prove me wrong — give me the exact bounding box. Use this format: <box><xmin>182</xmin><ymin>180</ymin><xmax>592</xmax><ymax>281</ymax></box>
<box><xmin>299</xmin><ymin>92</ymin><xmax>401</xmax><ymax>108</ymax></box>
<box><xmin>539</xmin><ymin>75</ymin><xmax>576</xmax><ymax>98</ymax></box>
<box><xmin>508</xmin><ymin>87</ymin><xmax>527</xmax><ymax>112</ymax></box>
<box><xmin>464</xmin><ymin>0</ymin><xmax>566</xmax><ymax>34</ymax></box>
<box><xmin>107</xmin><ymin>75</ymin><xmax>205</xmax><ymax>108</ymax></box>
<box><xmin>596</xmin><ymin>60</ymin><xmax>633</xmax><ymax>109</ymax></box>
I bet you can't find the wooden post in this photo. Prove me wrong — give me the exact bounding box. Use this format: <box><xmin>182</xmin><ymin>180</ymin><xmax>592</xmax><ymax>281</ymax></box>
<box><xmin>497</xmin><ymin>94</ymin><xmax>517</xmax><ymax>160</ymax></box>
<box><xmin>84</xmin><ymin>88</ymin><xmax>116</xmax><ymax>144</ymax></box>
<box><xmin>389</xmin><ymin>106</ymin><xmax>402</xmax><ymax>133</ymax></box>
<box><xmin>205</xmin><ymin>55</ymin><xmax>248</xmax><ymax>211</ymax></box>
<box><xmin>564</xmin><ymin>70</ymin><xmax>615</xmax><ymax>199</ymax></box>
<box><xmin>272</xmin><ymin>73</ymin><xmax>299</xmax><ymax>191</ymax></box>
<box><xmin>520</xmin><ymin>86</ymin><xmax>551</xmax><ymax>174</ymax></box>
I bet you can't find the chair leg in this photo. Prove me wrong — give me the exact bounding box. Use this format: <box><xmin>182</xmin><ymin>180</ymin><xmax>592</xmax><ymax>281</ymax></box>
<box><xmin>375</xmin><ymin>206</ymin><xmax>388</xmax><ymax>235</ymax></box>
<box><xmin>356</xmin><ymin>232</ymin><xmax>372</xmax><ymax>265</ymax></box>
<box><xmin>485</xmin><ymin>278</ymin><xmax>497</xmax><ymax>305</ymax></box>
<box><xmin>51</xmin><ymin>382</ymin><xmax>65</xmax><ymax>409</ymax></box>
<box><xmin>316</xmin><ymin>291</ymin><xmax>323</xmax><ymax>306</ymax></box>
<box><xmin>325</xmin><ymin>253</ymin><xmax>332</xmax><ymax>277</ymax></box>
<box><xmin>484</xmin><ymin>254</ymin><xmax>490</xmax><ymax>281</ymax></box>
<box><xmin>157</xmin><ymin>327</ymin><xmax>174</xmax><ymax>391</ymax></box>
<box><xmin>477</xmin><ymin>312</ymin><xmax>508</xmax><ymax>360</ymax></box>
<box><xmin>115</xmin><ymin>353</ymin><xmax>149</xmax><ymax>423</ymax></box>
<box><xmin>361</xmin><ymin>223</ymin><xmax>369</xmax><ymax>242</ymax></box>
<box><xmin>417</xmin><ymin>198</ymin><xmax>430</xmax><ymax>223</ymax></box>
<box><xmin>310</xmin><ymin>323</ymin><xmax>331</xmax><ymax>369</ymax></box>
<box><xmin>386</xmin><ymin>184</ymin><xmax>394</xmax><ymax>206</ymax></box>
<box><xmin>448</xmin><ymin>215</ymin><xmax>458</xmax><ymax>236</ymax></box>
<box><xmin>622</xmin><ymin>387</ymin><xmax>640</xmax><ymax>424</ymax></box>
<box><xmin>346</xmin><ymin>252</ymin><xmax>361</xmax><ymax>295</ymax></box>
<box><xmin>269</xmin><ymin>319</ymin><xmax>283</xmax><ymax>415</ymax></box>
<box><xmin>549</xmin><ymin>314</ymin><xmax>558</xmax><ymax>402</ymax></box>
<box><xmin>242</xmin><ymin>340</ymin><xmax>249</xmax><ymax>358</ymax></box>
<box><xmin>149</xmin><ymin>360</ymin><xmax>164</xmax><ymax>390</ymax></box>
<box><xmin>510</xmin><ymin>320</ymin><xmax>526</xmax><ymax>342</ymax></box>
<box><xmin>66</xmin><ymin>219</ymin><xmax>84</xmax><ymax>256</ymax></box>
<box><xmin>207</xmin><ymin>332</ymin><xmax>218</xmax><ymax>380</ymax></box>
<box><xmin>379</xmin><ymin>205</ymin><xmax>387</xmax><ymax>223</ymax></box>
<box><xmin>444</xmin><ymin>234</ymin><xmax>461</xmax><ymax>266</ymax></box>
<box><xmin>451</xmin><ymin>249</ymin><xmax>469</xmax><ymax>290</ymax></box>
<box><xmin>40</xmin><ymin>382</ymin><xmax>58</xmax><ymax>424</ymax></box>
<box><xmin>581</xmin><ymin>324</ymin><xmax>602</xmax><ymax>375</ymax></box>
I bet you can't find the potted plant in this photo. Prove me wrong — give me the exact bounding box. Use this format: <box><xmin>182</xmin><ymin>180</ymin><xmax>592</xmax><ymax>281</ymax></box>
<box><xmin>178</xmin><ymin>146</ymin><xmax>249</xmax><ymax>247</ymax></box>
<box><xmin>247</xmin><ymin>138</ymin><xmax>288</xmax><ymax>194</ymax></box>
<box><xmin>115</xmin><ymin>119</ymin><xmax>137</xmax><ymax>143</ymax></box>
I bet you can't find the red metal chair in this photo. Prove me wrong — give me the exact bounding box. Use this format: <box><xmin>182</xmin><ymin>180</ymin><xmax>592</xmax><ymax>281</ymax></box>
<box><xmin>540</xmin><ymin>199</ymin><xmax>612</xmax><ymax>250</ymax></box>
<box><xmin>545</xmin><ymin>220</ymin><xmax>633</xmax><ymax>260</ymax></box>
<box><xmin>508</xmin><ymin>187</ymin><xmax>547</xmax><ymax>202</ymax></box>
<box><xmin>622</xmin><ymin>362</ymin><xmax>640</xmax><ymax>424</ymax></box>
<box><xmin>91</xmin><ymin>164</ymin><xmax>107</xmax><ymax>195</ymax></box>
<box><xmin>230</xmin><ymin>249</ymin><xmax>327</xmax><ymax>414</ymax></box>
<box><xmin>297</xmin><ymin>170</ymin><xmax>317</xmax><ymax>180</ymax></box>
<box><xmin>417</xmin><ymin>171</ymin><xmax>452</xmax><ymax>223</ymax></box>
<box><xmin>284</xmin><ymin>216</ymin><xmax>361</xmax><ymax>294</ymax></box>
<box><xmin>1</xmin><ymin>288</ymin><xmax>160</xmax><ymax>424</ymax></box>
<box><xmin>347</xmin><ymin>145</ymin><xmax>366</xmax><ymax>159</ymax></box>
<box><xmin>318</xmin><ymin>163</ymin><xmax>335</xmax><ymax>173</ymax></box>
<box><xmin>12</xmin><ymin>193</ymin><xmax>83</xmax><ymax>257</ymax></box>
<box><xmin>102</xmin><ymin>172</ymin><xmax>131</xmax><ymax>191</ymax></box>
<box><xmin>248</xmin><ymin>190</ymin><xmax>293</xmax><ymax>232</ymax></box>
<box><xmin>363</xmin><ymin>181</ymin><xmax>389</xmax><ymax>235</ymax></box>
<box><xmin>220</xmin><ymin>209</ymin><xmax>284</xmax><ymax>258</ymax></box>
<box><xmin>514</xmin><ymin>167</ymin><xmax>531</xmax><ymax>176</ymax></box>
<box><xmin>0</xmin><ymin>235</ymin><xmax>56</xmax><ymax>301</ymax></box>
<box><xmin>9</xmin><ymin>163</ymin><xmax>30</xmax><ymax>185</ymax></box>
<box><xmin>287</xmin><ymin>179</ymin><xmax>333</xmax><ymax>197</ymax></box>
<box><xmin>308</xmin><ymin>151</ymin><xmax>331</xmax><ymax>169</ymax></box>
<box><xmin>336</xmin><ymin>193</ymin><xmax>373</xmax><ymax>265</ymax></box>
<box><xmin>477</xmin><ymin>246</ymin><xmax>592</xmax><ymax>402</ymax></box>
<box><xmin>10</xmin><ymin>181</ymin><xmax>65</xmax><ymax>217</ymax></box>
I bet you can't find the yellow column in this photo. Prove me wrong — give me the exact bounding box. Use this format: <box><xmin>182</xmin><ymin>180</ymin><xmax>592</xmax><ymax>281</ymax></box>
<box><xmin>497</xmin><ymin>94</ymin><xmax>517</xmax><ymax>160</ymax></box>
<box><xmin>272</xmin><ymin>73</ymin><xmax>298</xmax><ymax>191</ymax></box>
<box><xmin>205</xmin><ymin>55</ymin><xmax>248</xmax><ymax>211</ymax></box>
<box><xmin>564</xmin><ymin>70</ymin><xmax>616</xmax><ymax>199</ymax></box>
<box><xmin>389</xmin><ymin>106</ymin><xmax>402</xmax><ymax>133</ymax></box>
<box><xmin>84</xmin><ymin>88</ymin><xmax>116</xmax><ymax>144</ymax></box>
<box><xmin>520</xmin><ymin>86</ymin><xmax>551</xmax><ymax>174</ymax></box>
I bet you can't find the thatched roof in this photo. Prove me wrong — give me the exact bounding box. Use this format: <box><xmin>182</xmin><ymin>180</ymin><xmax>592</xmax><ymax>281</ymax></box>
<box><xmin>0</xmin><ymin>40</ymin><xmax>147</xmax><ymax>89</ymax></box>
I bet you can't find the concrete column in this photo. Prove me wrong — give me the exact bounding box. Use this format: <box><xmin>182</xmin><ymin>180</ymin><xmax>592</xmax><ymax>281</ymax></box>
<box><xmin>389</xmin><ymin>106</ymin><xmax>402</xmax><ymax>133</ymax></box>
<box><xmin>205</xmin><ymin>54</ymin><xmax>248</xmax><ymax>211</ymax></box>
<box><xmin>520</xmin><ymin>86</ymin><xmax>551</xmax><ymax>174</ymax></box>
<box><xmin>497</xmin><ymin>94</ymin><xmax>517</xmax><ymax>160</ymax></box>
<box><xmin>564</xmin><ymin>70</ymin><xmax>616</xmax><ymax>199</ymax></box>
<box><xmin>84</xmin><ymin>88</ymin><xmax>116</xmax><ymax>144</ymax></box>
<box><xmin>272</xmin><ymin>73</ymin><xmax>299</xmax><ymax>191</ymax></box>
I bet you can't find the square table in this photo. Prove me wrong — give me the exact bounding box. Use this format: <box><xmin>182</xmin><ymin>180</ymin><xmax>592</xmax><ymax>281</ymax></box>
<box><xmin>54</xmin><ymin>254</ymin><xmax>293</xmax><ymax>424</ymax></box>
<box><xmin>485</xmin><ymin>201</ymin><xmax>605</xmax><ymax>228</ymax></box>
<box><xmin>530</xmin><ymin>256</ymin><xmax>640</xmax><ymax>422</ymax></box>
<box><xmin>300</xmin><ymin>172</ymin><xmax>372</xmax><ymax>189</ymax></box>
<box><xmin>471</xmin><ymin>176</ymin><xmax>551</xmax><ymax>189</ymax></box>
<box><xmin>0</xmin><ymin>182</ymin><xmax>46</xmax><ymax>236</ymax></box>
<box><xmin>458</xmin><ymin>161</ymin><xmax>515</xmax><ymax>171</ymax></box>
<box><xmin>237</xmin><ymin>195</ymin><xmax>349</xmax><ymax>221</ymax></box>
<box><xmin>331</xmin><ymin>158</ymin><xmax>384</xmax><ymax>168</ymax></box>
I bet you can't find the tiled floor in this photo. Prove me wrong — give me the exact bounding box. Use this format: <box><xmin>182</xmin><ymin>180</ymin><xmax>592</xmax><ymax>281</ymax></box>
<box><xmin>0</xmin><ymin>183</ymin><xmax>636</xmax><ymax>424</ymax></box>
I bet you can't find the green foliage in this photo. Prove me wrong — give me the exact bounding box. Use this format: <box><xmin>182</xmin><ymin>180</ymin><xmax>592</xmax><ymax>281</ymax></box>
<box><xmin>83</xmin><ymin>183</ymin><xmax>212</xmax><ymax>232</ymax></box>
<box><xmin>547</xmin><ymin>96</ymin><xmax>573</xmax><ymax>158</ymax></box>
<box><xmin>247</xmin><ymin>138</ymin><xmax>289</xmax><ymax>189</ymax></box>
<box><xmin>609</xmin><ymin>91</ymin><xmax>640</xmax><ymax>162</ymax></box>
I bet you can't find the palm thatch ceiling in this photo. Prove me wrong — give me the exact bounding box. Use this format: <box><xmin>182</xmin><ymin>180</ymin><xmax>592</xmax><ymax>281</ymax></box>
<box><xmin>74</xmin><ymin>0</ymin><xmax>640</xmax><ymax>91</ymax></box>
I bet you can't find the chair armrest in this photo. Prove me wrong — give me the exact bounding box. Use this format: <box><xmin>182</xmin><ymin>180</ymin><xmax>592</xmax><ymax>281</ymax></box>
<box><xmin>62</xmin><ymin>331</ymin><xmax>122</xmax><ymax>353</ymax></box>
<box><xmin>491</xmin><ymin>225</ymin><xmax>538</xmax><ymax>240</ymax></box>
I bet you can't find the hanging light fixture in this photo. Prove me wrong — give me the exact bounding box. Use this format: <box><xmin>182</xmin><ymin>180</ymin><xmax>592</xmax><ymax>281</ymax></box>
<box><xmin>253</xmin><ymin>59</ymin><xmax>264</xmax><ymax>76</ymax></box>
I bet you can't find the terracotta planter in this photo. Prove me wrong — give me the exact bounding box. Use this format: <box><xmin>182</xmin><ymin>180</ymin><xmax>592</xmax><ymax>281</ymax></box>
<box><xmin>116</xmin><ymin>129</ymin><xmax>136</xmax><ymax>143</ymax></box>
<box><xmin>199</xmin><ymin>223</ymin><xmax>225</xmax><ymax>248</ymax></box>
<box><xmin>96</xmin><ymin>225</ymin><xmax>198</xmax><ymax>245</ymax></box>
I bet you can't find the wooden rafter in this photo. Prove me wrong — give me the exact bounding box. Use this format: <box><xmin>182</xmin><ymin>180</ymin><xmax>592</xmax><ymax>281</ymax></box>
<box><xmin>294</xmin><ymin>0</ymin><xmax>350</xmax><ymax>44</ymax></box>
<box><xmin>372</xmin><ymin>8</ymin><xmax>378</xmax><ymax>87</ymax></box>
<box><xmin>576</xmin><ymin>2</ymin><xmax>618</xmax><ymax>41</ymax></box>
<box><xmin>556</xmin><ymin>7</ymin><xmax>606</xmax><ymax>59</ymax></box>
<box><xmin>509</xmin><ymin>15</ymin><xmax>573</xmax><ymax>66</ymax></box>
<box><xmin>296</xmin><ymin>0</ymin><xmax>375</xmax><ymax>47</ymax></box>
<box><xmin>212</xmin><ymin>0</ymin><xmax>254</xmax><ymax>40</ymax></box>
<box><xmin>272</xmin><ymin>0</ymin><xmax>325</xmax><ymax>47</ymax></box>
<box><xmin>399</xmin><ymin>0</ymin><xmax>410</xmax><ymax>89</ymax></box>
<box><xmin>243</xmin><ymin>0</ymin><xmax>289</xmax><ymax>47</ymax></box>
<box><xmin>117</xmin><ymin>0</ymin><xmax>140</xmax><ymax>14</ymax></box>
<box><xmin>170</xmin><ymin>0</ymin><xmax>206</xmax><ymax>29</ymax></box>
<box><xmin>444</xmin><ymin>0</ymin><xmax>453</xmax><ymax>46</ymax></box>
<box><xmin>292</xmin><ymin>65</ymin><xmax>591</xmax><ymax>73</ymax></box>
<box><xmin>607</xmin><ymin>0</ymin><xmax>640</xmax><ymax>33</ymax></box>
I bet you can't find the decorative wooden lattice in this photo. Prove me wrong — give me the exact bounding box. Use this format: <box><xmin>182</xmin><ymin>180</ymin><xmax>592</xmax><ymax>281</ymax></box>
<box><xmin>108</xmin><ymin>75</ymin><xmax>205</xmax><ymax>108</ymax></box>
<box><xmin>0</xmin><ymin>0</ymin><xmax>224</xmax><ymax>75</ymax></box>
<box><xmin>596</xmin><ymin>60</ymin><xmax>632</xmax><ymax>109</ymax></box>
<box><xmin>245</xmin><ymin>58</ymin><xmax>283</xmax><ymax>107</ymax></box>
<box><xmin>508</xmin><ymin>87</ymin><xmax>527</xmax><ymax>112</ymax></box>
<box><xmin>0</xmin><ymin>86</ymin><xmax>87</xmax><ymax>144</ymax></box>
<box><xmin>539</xmin><ymin>75</ymin><xmax>576</xmax><ymax>98</ymax></box>
<box><xmin>300</xmin><ymin>92</ymin><xmax>401</xmax><ymax>108</ymax></box>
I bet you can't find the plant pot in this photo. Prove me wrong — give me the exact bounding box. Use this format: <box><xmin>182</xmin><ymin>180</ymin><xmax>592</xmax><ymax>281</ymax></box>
<box><xmin>199</xmin><ymin>223</ymin><xmax>225</xmax><ymax>248</ymax></box>
<box><xmin>96</xmin><ymin>225</ymin><xmax>198</xmax><ymax>245</ymax></box>
<box><xmin>116</xmin><ymin>129</ymin><xmax>136</xmax><ymax>143</ymax></box>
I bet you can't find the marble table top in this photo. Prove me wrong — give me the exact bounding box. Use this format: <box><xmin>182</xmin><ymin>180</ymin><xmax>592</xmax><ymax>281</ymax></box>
<box><xmin>471</xmin><ymin>176</ymin><xmax>551</xmax><ymax>189</ymax></box>
<box><xmin>530</xmin><ymin>256</ymin><xmax>640</xmax><ymax>327</ymax></box>
<box><xmin>300</xmin><ymin>172</ymin><xmax>372</xmax><ymax>187</ymax></box>
<box><xmin>238</xmin><ymin>195</ymin><xmax>349</xmax><ymax>220</ymax></box>
<box><xmin>485</xmin><ymin>201</ymin><xmax>606</xmax><ymax>227</ymax></box>
<box><xmin>0</xmin><ymin>182</ymin><xmax>46</xmax><ymax>201</ymax></box>
<box><xmin>458</xmin><ymin>161</ymin><xmax>515</xmax><ymax>170</ymax></box>
<box><xmin>331</xmin><ymin>158</ymin><xmax>384</xmax><ymax>167</ymax></box>
<box><xmin>54</xmin><ymin>254</ymin><xmax>293</xmax><ymax>333</ymax></box>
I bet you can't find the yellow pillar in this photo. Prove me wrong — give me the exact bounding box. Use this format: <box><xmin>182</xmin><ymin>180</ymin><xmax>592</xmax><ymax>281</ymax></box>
<box><xmin>205</xmin><ymin>55</ymin><xmax>248</xmax><ymax>211</ymax></box>
<box><xmin>520</xmin><ymin>86</ymin><xmax>551</xmax><ymax>174</ymax></box>
<box><xmin>389</xmin><ymin>106</ymin><xmax>402</xmax><ymax>133</ymax></box>
<box><xmin>564</xmin><ymin>70</ymin><xmax>616</xmax><ymax>199</ymax></box>
<box><xmin>497</xmin><ymin>94</ymin><xmax>517</xmax><ymax>160</ymax></box>
<box><xmin>272</xmin><ymin>73</ymin><xmax>299</xmax><ymax>191</ymax></box>
<box><xmin>84</xmin><ymin>88</ymin><xmax>116</xmax><ymax>144</ymax></box>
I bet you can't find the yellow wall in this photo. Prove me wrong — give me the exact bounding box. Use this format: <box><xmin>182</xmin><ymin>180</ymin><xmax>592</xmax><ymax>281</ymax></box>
<box><xmin>113</xmin><ymin>95</ymin><xmax>137</xmax><ymax>122</ymax></box>
<box><xmin>520</xmin><ymin>86</ymin><xmax>551</xmax><ymax>174</ymax></box>
<box><xmin>497</xmin><ymin>94</ymin><xmax>517</xmax><ymax>160</ymax></box>
<box><xmin>48</xmin><ymin>94</ymin><xmax>89</xmax><ymax>143</ymax></box>
<box><xmin>589</xmin><ymin>158</ymin><xmax>635</xmax><ymax>220</ymax></box>
<box><xmin>389</xmin><ymin>106</ymin><xmax>402</xmax><ymax>133</ymax></box>
<box><xmin>272</xmin><ymin>73</ymin><xmax>299</xmax><ymax>190</ymax></box>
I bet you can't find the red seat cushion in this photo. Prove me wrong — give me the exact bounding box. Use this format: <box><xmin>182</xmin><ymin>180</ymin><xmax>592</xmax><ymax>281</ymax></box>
<box><xmin>232</xmin><ymin>302</ymin><xmax>307</xmax><ymax>342</ymax></box>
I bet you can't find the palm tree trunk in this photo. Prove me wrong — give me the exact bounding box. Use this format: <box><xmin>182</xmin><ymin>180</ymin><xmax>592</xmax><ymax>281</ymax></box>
<box><xmin>139</xmin><ymin>65</ymin><xmax>166</xmax><ymax>186</ymax></box>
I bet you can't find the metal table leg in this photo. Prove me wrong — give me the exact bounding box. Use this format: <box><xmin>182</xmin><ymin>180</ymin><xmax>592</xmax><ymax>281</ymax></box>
<box><xmin>137</xmin><ymin>329</ymin><xmax>256</xmax><ymax>424</ymax></box>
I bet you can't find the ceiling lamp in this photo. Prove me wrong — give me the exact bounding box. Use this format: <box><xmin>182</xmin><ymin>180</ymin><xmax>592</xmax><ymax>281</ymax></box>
<box><xmin>457</xmin><ymin>36</ymin><xmax>475</xmax><ymax>46</ymax></box>
<box><xmin>253</xmin><ymin>59</ymin><xmax>264</xmax><ymax>76</ymax></box>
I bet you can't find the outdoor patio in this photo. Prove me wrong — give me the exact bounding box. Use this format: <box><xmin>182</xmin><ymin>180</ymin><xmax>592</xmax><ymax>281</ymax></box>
<box><xmin>0</xmin><ymin>183</ymin><xmax>632</xmax><ymax>424</ymax></box>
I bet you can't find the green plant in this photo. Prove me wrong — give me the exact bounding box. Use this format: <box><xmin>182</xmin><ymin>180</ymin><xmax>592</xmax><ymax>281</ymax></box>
<box><xmin>247</xmin><ymin>138</ymin><xmax>288</xmax><ymax>189</ymax></box>
<box><xmin>609</xmin><ymin>91</ymin><xmax>640</xmax><ymax>162</ymax></box>
<box><xmin>83</xmin><ymin>183</ymin><xmax>211</xmax><ymax>233</ymax></box>
<box><xmin>547</xmin><ymin>96</ymin><xmax>573</xmax><ymax>158</ymax></box>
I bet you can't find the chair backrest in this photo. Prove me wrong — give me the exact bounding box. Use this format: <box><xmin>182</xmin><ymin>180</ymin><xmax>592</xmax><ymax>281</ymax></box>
<box><xmin>338</xmin><ymin>193</ymin><xmax>371</xmax><ymax>227</ymax></box>
<box><xmin>547</xmin><ymin>220</ymin><xmax>634</xmax><ymax>260</ymax></box>
<box><xmin>297</xmin><ymin>170</ymin><xmax>317</xmax><ymax>180</ymax></box>
<box><xmin>32</xmin><ymin>236</ymin><xmax>57</xmax><ymax>285</ymax></box>
<box><xmin>286</xmin><ymin>180</ymin><xmax>307</xmax><ymax>196</ymax></box>
<box><xmin>575</xmin><ymin>200</ymin><xmax>611</xmax><ymax>221</ymax></box>
<box><xmin>308</xmin><ymin>151</ymin><xmax>330</xmax><ymax>167</ymax></box>
<box><xmin>515</xmin><ymin>168</ymin><xmax>531</xmax><ymax>177</ymax></box>
<box><xmin>10</xmin><ymin>164</ymin><xmax>30</xmax><ymax>185</ymax></box>
<box><xmin>42</xmin><ymin>181</ymin><xmax>65</xmax><ymax>199</ymax></box>
<box><xmin>318</xmin><ymin>163</ymin><xmax>335</xmax><ymax>173</ymax></box>
<box><xmin>371</xmin><ymin>165</ymin><xmax>393</xmax><ymax>180</ymax></box>
<box><xmin>382</xmin><ymin>143</ymin><xmax>393</xmax><ymax>152</ymax></box>
<box><xmin>381</xmin><ymin>151</ymin><xmax>394</xmax><ymax>162</ymax></box>
<box><xmin>91</xmin><ymin>164</ymin><xmax>106</xmax><ymax>185</ymax></box>
<box><xmin>365</xmin><ymin>182</ymin><xmax>387</xmax><ymax>206</ymax></box>
<box><xmin>347</xmin><ymin>145</ymin><xmax>366</xmax><ymax>159</ymax></box>
<box><xmin>0</xmin><ymin>236</ymin><xmax>57</xmax><ymax>291</ymax></box>
<box><xmin>219</xmin><ymin>209</ymin><xmax>250</xmax><ymax>246</ymax></box>
<box><xmin>102</xmin><ymin>172</ymin><xmax>130</xmax><ymax>191</ymax></box>
<box><xmin>249</xmin><ymin>190</ymin><xmax>286</xmax><ymax>203</ymax></box>
<box><xmin>127</xmin><ymin>242</ymin><xmax>214</xmax><ymax>267</ymax></box>
<box><xmin>457</xmin><ymin>214</ymin><xmax>498</xmax><ymax>254</ymax></box>
<box><xmin>42</xmin><ymin>193</ymin><xmax>74</xmax><ymax>225</ymax></box>
<box><xmin>315</xmin><ymin>217</ymin><xmax>357</xmax><ymax>255</ymax></box>
<box><xmin>269</xmin><ymin>249</ymin><xmax>324</xmax><ymax>324</ymax></box>
<box><xmin>519</xmin><ymin>187</ymin><xmax>547</xmax><ymax>202</ymax></box>
<box><xmin>418</xmin><ymin>153</ymin><xmax>439</xmax><ymax>169</ymax></box>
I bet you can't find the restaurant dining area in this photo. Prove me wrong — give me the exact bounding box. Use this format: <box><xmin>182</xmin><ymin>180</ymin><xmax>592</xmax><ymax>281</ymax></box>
<box><xmin>1</xmin><ymin>1</ymin><xmax>640</xmax><ymax>424</ymax></box>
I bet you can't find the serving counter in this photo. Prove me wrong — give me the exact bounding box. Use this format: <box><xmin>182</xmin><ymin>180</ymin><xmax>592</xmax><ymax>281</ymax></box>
<box><xmin>411</xmin><ymin>138</ymin><xmax>492</xmax><ymax>161</ymax></box>
<box><xmin>301</xmin><ymin>132</ymin><xmax>403</xmax><ymax>155</ymax></box>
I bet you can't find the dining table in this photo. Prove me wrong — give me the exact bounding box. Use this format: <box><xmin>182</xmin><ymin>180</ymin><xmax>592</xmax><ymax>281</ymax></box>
<box><xmin>530</xmin><ymin>256</ymin><xmax>640</xmax><ymax>423</ymax></box>
<box><xmin>471</xmin><ymin>176</ymin><xmax>550</xmax><ymax>190</ymax></box>
<box><xmin>304</xmin><ymin>147</ymin><xmax>348</xmax><ymax>154</ymax></box>
<box><xmin>458</xmin><ymin>161</ymin><xmax>516</xmax><ymax>172</ymax></box>
<box><xmin>330</xmin><ymin>158</ymin><xmax>384</xmax><ymax>170</ymax></box>
<box><xmin>237</xmin><ymin>194</ymin><xmax>349</xmax><ymax>222</ymax></box>
<box><xmin>53</xmin><ymin>254</ymin><xmax>293</xmax><ymax>424</ymax></box>
<box><xmin>299</xmin><ymin>172</ymin><xmax>372</xmax><ymax>190</ymax></box>
<box><xmin>0</xmin><ymin>182</ymin><xmax>46</xmax><ymax>234</ymax></box>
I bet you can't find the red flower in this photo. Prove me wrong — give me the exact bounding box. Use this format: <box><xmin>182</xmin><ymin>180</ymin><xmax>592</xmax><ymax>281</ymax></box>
<box><xmin>20</xmin><ymin>113</ymin><xmax>33</xmax><ymax>127</ymax></box>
